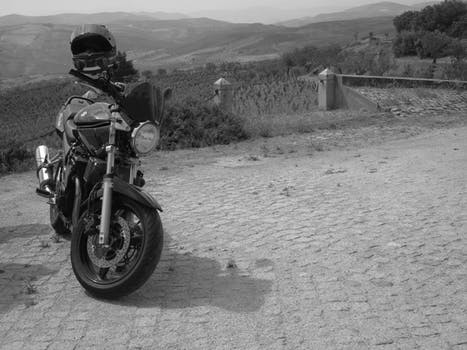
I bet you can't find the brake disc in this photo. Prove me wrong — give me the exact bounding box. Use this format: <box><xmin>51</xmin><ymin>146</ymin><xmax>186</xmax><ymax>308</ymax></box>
<box><xmin>87</xmin><ymin>216</ymin><xmax>131</xmax><ymax>268</ymax></box>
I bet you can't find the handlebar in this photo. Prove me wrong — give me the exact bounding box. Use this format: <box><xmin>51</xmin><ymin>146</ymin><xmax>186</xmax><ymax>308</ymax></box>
<box><xmin>69</xmin><ymin>69</ymin><xmax>124</xmax><ymax>105</ymax></box>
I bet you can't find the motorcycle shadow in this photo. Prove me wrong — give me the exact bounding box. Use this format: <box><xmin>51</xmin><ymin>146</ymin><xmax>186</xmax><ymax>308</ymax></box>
<box><xmin>115</xmin><ymin>238</ymin><xmax>274</xmax><ymax>313</ymax></box>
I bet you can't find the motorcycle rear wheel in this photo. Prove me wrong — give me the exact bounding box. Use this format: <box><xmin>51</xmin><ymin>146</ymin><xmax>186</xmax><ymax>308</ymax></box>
<box><xmin>70</xmin><ymin>195</ymin><xmax>163</xmax><ymax>299</ymax></box>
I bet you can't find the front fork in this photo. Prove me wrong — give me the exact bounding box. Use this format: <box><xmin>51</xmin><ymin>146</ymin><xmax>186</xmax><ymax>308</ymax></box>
<box><xmin>99</xmin><ymin>115</ymin><xmax>117</xmax><ymax>246</ymax></box>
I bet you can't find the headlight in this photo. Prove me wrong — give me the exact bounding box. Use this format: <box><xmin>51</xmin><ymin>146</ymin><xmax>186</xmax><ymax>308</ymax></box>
<box><xmin>131</xmin><ymin>121</ymin><xmax>160</xmax><ymax>155</ymax></box>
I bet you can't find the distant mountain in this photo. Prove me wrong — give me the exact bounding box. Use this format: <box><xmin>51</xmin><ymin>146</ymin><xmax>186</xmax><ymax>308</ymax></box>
<box><xmin>0</xmin><ymin>15</ymin><xmax>395</xmax><ymax>78</ymax></box>
<box><xmin>0</xmin><ymin>11</ymin><xmax>188</xmax><ymax>26</ymax></box>
<box><xmin>133</xmin><ymin>12</ymin><xmax>189</xmax><ymax>21</ymax></box>
<box><xmin>278</xmin><ymin>1</ymin><xmax>441</xmax><ymax>27</ymax></box>
<box><xmin>188</xmin><ymin>7</ymin><xmax>336</xmax><ymax>25</ymax></box>
<box><xmin>410</xmin><ymin>1</ymin><xmax>441</xmax><ymax>9</ymax></box>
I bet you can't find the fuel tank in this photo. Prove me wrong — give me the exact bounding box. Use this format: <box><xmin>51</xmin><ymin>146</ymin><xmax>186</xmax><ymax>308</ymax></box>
<box><xmin>74</xmin><ymin>102</ymin><xmax>111</xmax><ymax>126</ymax></box>
<box><xmin>73</xmin><ymin>103</ymin><xmax>112</xmax><ymax>154</ymax></box>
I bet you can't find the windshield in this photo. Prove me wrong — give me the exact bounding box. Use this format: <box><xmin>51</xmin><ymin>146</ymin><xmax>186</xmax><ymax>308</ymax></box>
<box><xmin>121</xmin><ymin>82</ymin><xmax>155</xmax><ymax>123</ymax></box>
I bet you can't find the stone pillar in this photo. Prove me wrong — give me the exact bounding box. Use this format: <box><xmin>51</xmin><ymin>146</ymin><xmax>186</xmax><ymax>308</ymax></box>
<box><xmin>213</xmin><ymin>78</ymin><xmax>233</xmax><ymax>113</ymax></box>
<box><xmin>318</xmin><ymin>68</ymin><xmax>336</xmax><ymax>110</ymax></box>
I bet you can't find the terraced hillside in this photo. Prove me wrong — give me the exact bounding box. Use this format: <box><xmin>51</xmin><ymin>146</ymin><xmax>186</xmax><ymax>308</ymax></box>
<box><xmin>0</xmin><ymin>16</ymin><xmax>394</xmax><ymax>77</ymax></box>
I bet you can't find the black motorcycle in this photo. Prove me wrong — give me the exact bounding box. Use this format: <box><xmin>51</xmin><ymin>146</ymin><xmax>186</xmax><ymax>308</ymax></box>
<box><xmin>35</xmin><ymin>69</ymin><xmax>171</xmax><ymax>298</ymax></box>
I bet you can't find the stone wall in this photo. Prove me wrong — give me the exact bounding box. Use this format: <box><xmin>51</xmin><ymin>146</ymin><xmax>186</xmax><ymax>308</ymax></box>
<box><xmin>316</xmin><ymin>70</ymin><xmax>467</xmax><ymax>117</ymax></box>
<box><xmin>356</xmin><ymin>87</ymin><xmax>467</xmax><ymax>118</ymax></box>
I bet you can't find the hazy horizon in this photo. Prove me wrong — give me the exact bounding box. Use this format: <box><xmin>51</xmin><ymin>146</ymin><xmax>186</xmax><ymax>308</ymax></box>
<box><xmin>0</xmin><ymin>0</ymin><xmax>429</xmax><ymax>17</ymax></box>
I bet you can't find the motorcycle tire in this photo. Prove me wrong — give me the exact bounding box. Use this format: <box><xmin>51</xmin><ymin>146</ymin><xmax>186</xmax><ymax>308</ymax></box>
<box><xmin>70</xmin><ymin>195</ymin><xmax>163</xmax><ymax>299</ymax></box>
<box><xmin>50</xmin><ymin>204</ymin><xmax>70</xmax><ymax>236</ymax></box>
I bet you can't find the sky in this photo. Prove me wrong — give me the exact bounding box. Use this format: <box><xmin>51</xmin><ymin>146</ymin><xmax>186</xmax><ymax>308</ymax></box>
<box><xmin>0</xmin><ymin>0</ymin><xmax>425</xmax><ymax>16</ymax></box>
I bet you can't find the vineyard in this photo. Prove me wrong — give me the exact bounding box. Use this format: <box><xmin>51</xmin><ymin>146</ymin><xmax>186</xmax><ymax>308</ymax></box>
<box><xmin>233</xmin><ymin>80</ymin><xmax>317</xmax><ymax>117</ymax></box>
<box><xmin>152</xmin><ymin>68</ymin><xmax>318</xmax><ymax>117</ymax></box>
<box><xmin>0</xmin><ymin>80</ymin><xmax>88</xmax><ymax>172</ymax></box>
<box><xmin>0</xmin><ymin>81</ymin><xmax>87</xmax><ymax>149</ymax></box>
<box><xmin>0</xmin><ymin>66</ymin><xmax>318</xmax><ymax>173</ymax></box>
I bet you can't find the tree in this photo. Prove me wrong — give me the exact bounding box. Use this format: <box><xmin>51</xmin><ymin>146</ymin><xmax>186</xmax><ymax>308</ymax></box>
<box><xmin>393</xmin><ymin>1</ymin><xmax>467</xmax><ymax>60</ymax></box>
<box><xmin>113</xmin><ymin>51</ymin><xmax>139</xmax><ymax>82</ymax></box>
<box><xmin>393</xmin><ymin>31</ymin><xmax>418</xmax><ymax>57</ymax></box>
<box><xmin>445</xmin><ymin>39</ymin><xmax>467</xmax><ymax>61</ymax></box>
<box><xmin>394</xmin><ymin>11</ymin><xmax>418</xmax><ymax>32</ymax></box>
<box><xmin>429</xmin><ymin>0</ymin><xmax>467</xmax><ymax>33</ymax></box>
<box><xmin>281</xmin><ymin>45</ymin><xmax>341</xmax><ymax>74</ymax></box>
<box><xmin>449</xmin><ymin>14</ymin><xmax>467</xmax><ymax>38</ymax></box>
<box><xmin>141</xmin><ymin>70</ymin><xmax>153</xmax><ymax>80</ymax></box>
<box><xmin>205</xmin><ymin>62</ymin><xmax>217</xmax><ymax>73</ymax></box>
<box><xmin>339</xmin><ymin>51</ymin><xmax>374</xmax><ymax>75</ymax></box>
<box><xmin>416</xmin><ymin>31</ymin><xmax>452</xmax><ymax>63</ymax></box>
<box><xmin>373</xmin><ymin>48</ymin><xmax>395</xmax><ymax>75</ymax></box>
<box><xmin>281</xmin><ymin>52</ymin><xmax>295</xmax><ymax>75</ymax></box>
<box><xmin>157</xmin><ymin>68</ymin><xmax>167</xmax><ymax>77</ymax></box>
<box><xmin>393</xmin><ymin>0</ymin><xmax>467</xmax><ymax>36</ymax></box>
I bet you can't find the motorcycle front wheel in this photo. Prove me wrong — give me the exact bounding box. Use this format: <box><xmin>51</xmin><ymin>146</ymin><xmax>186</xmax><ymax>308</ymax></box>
<box><xmin>70</xmin><ymin>195</ymin><xmax>163</xmax><ymax>299</ymax></box>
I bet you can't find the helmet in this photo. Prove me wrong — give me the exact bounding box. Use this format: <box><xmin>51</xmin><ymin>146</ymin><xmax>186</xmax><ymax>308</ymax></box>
<box><xmin>70</xmin><ymin>24</ymin><xmax>117</xmax><ymax>74</ymax></box>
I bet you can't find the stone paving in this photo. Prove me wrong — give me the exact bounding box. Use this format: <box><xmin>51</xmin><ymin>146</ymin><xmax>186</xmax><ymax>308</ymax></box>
<box><xmin>0</xmin><ymin>126</ymin><xmax>466</xmax><ymax>349</ymax></box>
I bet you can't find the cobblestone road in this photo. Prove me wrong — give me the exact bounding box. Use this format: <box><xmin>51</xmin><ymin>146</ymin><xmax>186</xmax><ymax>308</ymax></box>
<box><xmin>0</xmin><ymin>126</ymin><xmax>466</xmax><ymax>349</ymax></box>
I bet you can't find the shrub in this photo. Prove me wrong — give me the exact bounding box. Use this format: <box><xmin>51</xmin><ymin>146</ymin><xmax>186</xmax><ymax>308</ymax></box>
<box><xmin>160</xmin><ymin>100</ymin><xmax>248</xmax><ymax>150</ymax></box>
<box><xmin>445</xmin><ymin>60</ymin><xmax>467</xmax><ymax>80</ymax></box>
<box><xmin>157</xmin><ymin>68</ymin><xmax>167</xmax><ymax>77</ymax></box>
<box><xmin>281</xmin><ymin>45</ymin><xmax>341</xmax><ymax>72</ymax></box>
<box><xmin>0</xmin><ymin>143</ymin><xmax>34</xmax><ymax>174</ymax></box>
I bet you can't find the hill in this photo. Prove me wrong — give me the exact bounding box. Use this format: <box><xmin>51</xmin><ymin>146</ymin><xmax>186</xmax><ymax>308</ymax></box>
<box><xmin>0</xmin><ymin>12</ymin><xmax>188</xmax><ymax>26</ymax></box>
<box><xmin>278</xmin><ymin>1</ymin><xmax>440</xmax><ymax>27</ymax></box>
<box><xmin>0</xmin><ymin>15</ymin><xmax>395</xmax><ymax>78</ymax></box>
<box><xmin>188</xmin><ymin>7</ymin><xmax>321</xmax><ymax>25</ymax></box>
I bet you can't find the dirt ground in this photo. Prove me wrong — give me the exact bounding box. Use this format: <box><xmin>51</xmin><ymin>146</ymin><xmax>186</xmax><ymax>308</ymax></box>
<box><xmin>0</xmin><ymin>112</ymin><xmax>466</xmax><ymax>349</ymax></box>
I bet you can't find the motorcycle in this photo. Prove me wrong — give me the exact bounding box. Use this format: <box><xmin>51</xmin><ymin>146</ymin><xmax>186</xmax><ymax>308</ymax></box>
<box><xmin>35</xmin><ymin>68</ymin><xmax>171</xmax><ymax>298</ymax></box>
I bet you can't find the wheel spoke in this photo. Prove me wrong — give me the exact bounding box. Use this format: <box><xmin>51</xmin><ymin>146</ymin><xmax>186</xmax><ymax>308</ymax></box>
<box><xmin>78</xmin><ymin>202</ymin><xmax>150</xmax><ymax>287</ymax></box>
<box><xmin>98</xmin><ymin>268</ymin><xmax>109</xmax><ymax>280</ymax></box>
<box><xmin>114</xmin><ymin>208</ymin><xmax>125</xmax><ymax>217</ymax></box>
<box><xmin>130</xmin><ymin>235</ymin><xmax>143</xmax><ymax>247</ymax></box>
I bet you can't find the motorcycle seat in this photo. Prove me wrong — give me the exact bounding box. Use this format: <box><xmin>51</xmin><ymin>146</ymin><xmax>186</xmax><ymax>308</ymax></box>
<box><xmin>64</xmin><ymin>119</ymin><xmax>77</xmax><ymax>143</ymax></box>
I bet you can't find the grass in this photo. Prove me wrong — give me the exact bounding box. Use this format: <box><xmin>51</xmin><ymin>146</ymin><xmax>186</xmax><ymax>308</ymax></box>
<box><xmin>0</xmin><ymin>107</ymin><xmax>380</xmax><ymax>176</ymax></box>
<box><xmin>0</xmin><ymin>144</ymin><xmax>36</xmax><ymax>174</ymax></box>
<box><xmin>160</xmin><ymin>102</ymin><xmax>248</xmax><ymax>150</ymax></box>
<box><xmin>24</xmin><ymin>280</ymin><xmax>37</xmax><ymax>295</ymax></box>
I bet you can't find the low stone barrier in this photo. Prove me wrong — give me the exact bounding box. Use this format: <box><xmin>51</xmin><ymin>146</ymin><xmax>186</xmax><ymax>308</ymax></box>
<box><xmin>314</xmin><ymin>70</ymin><xmax>467</xmax><ymax>116</ymax></box>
